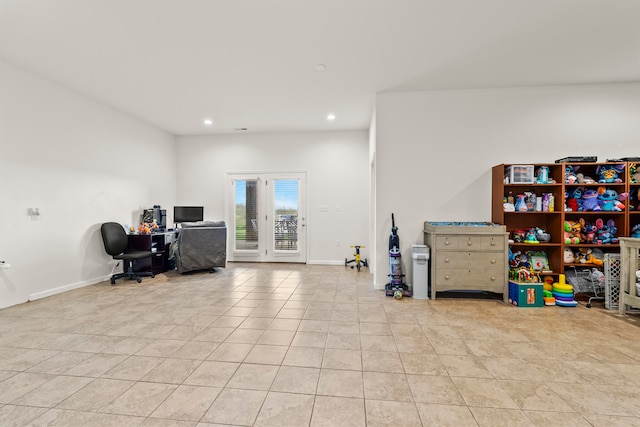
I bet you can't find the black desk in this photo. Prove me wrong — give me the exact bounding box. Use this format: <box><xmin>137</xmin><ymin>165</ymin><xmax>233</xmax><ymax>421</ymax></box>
<box><xmin>126</xmin><ymin>232</ymin><xmax>173</xmax><ymax>274</ymax></box>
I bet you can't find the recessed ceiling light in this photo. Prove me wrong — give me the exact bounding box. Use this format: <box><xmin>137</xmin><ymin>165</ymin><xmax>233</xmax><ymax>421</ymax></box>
<box><xmin>315</xmin><ymin>64</ymin><xmax>327</xmax><ymax>72</ymax></box>
<box><xmin>327</xmin><ymin>114</ymin><xmax>336</xmax><ymax>121</ymax></box>
<box><xmin>203</xmin><ymin>119</ymin><xmax>213</xmax><ymax>126</ymax></box>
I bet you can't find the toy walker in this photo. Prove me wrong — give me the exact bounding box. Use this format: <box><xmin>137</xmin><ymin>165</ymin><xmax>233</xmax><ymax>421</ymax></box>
<box><xmin>385</xmin><ymin>213</ymin><xmax>411</xmax><ymax>297</ymax></box>
<box><xmin>345</xmin><ymin>245</ymin><xmax>368</xmax><ymax>272</ymax></box>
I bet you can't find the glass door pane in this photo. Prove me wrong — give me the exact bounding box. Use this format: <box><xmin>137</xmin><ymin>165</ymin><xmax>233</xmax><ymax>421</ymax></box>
<box><xmin>273</xmin><ymin>179</ymin><xmax>299</xmax><ymax>252</ymax></box>
<box><xmin>234</xmin><ymin>179</ymin><xmax>259</xmax><ymax>251</ymax></box>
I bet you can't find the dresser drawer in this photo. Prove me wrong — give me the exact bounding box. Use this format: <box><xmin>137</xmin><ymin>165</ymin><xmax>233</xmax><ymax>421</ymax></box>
<box><xmin>435</xmin><ymin>235</ymin><xmax>505</xmax><ymax>251</ymax></box>
<box><xmin>436</xmin><ymin>252</ymin><xmax>505</xmax><ymax>269</ymax></box>
<box><xmin>435</xmin><ymin>269</ymin><xmax>505</xmax><ymax>292</ymax></box>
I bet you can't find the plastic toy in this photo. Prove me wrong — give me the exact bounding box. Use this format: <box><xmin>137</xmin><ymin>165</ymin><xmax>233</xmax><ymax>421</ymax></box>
<box><xmin>524</xmin><ymin>229</ymin><xmax>540</xmax><ymax>244</ymax></box>
<box><xmin>543</xmin><ymin>289</ymin><xmax>556</xmax><ymax>305</ymax></box>
<box><xmin>345</xmin><ymin>245</ymin><xmax>368</xmax><ymax>272</ymax></box>
<box><xmin>553</xmin><ymin>274</ymin><xmax>578</xmax><ymax>307</ymax></box>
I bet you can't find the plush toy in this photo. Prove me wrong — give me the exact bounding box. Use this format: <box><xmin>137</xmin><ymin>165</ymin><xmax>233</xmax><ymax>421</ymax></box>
<box><xmin>563</xmin><ymin>247</ymin><xmax>575</xmax><ymax>263</ymax></box>
<box><xmin>630</xmin><ymin>163</ymin><xmax>640</xmax><ymax>184</ymax></box>
<box><xmin>575</xmin><ymin>247</ymin><xmax>604</xmax><ymax>266</ymax></box>
<box><xmin>577</xmin><ymin>247</ymin><xmax>593</xmax><ymax>264</ymax></box>
<box><xmin>630</xmin><ymin>188</ymin><xmax>638</xmax><ymax>211</ymax></box>
<box><xmin>511</xmin><ymin>229</ymin><xmax>526</xmax><ymax>243</ymax></box>
<box><xmin>596</xmin><ymin>164</ymin><xmax>624</xmax><ymax>183</ymax></box>
<box><xmin>565</xmin><ymin>165</ymin><xmax>578</xmax><ymax>184</ymax></box>
<box><xmin>590</xmin><ymin>248</ymin><xmax>605</xmax><ymax>267</ymax></box>
<box><xmin>509</xmin><ymin>250</ymin><xmax>530</xmax><ymax>269</ymax></box>
<box><xmin>564</xmin><ymin>220</ymin><xmax>581</xmax><ymax>244</ymax></box>
<box><xmin>566</xmin><ymin>196</ymin><xmax>579</xmax><ymax>212</ymax></box>
<box><xmin>597</xmin><ymin>188</ymin><xmax>626</xmax><ymax>211</ymax></box>
<box><xmin>631</xmin><ymin>224</ymin><xmax>640</xmax><ymax>239</ymax></box>
<box><xmin>565</xmin><ymin>187</ymin><xmax>584</xmax><ymax>212</ymax></box>
<box><xmin>535</xmin><ymin>227</ymin><xmax>552</xmax><ymax>243</ymax></box>
<box><xmin>580</xmin><ymin>189</ymin><xmax>601</xmax><ymax>211</ymax></box>
<box><xmin>576</xmin><ymin>172</ymin><xmax>597</xmax><ymax>184</ymax></box>
<box><xmin>582</xmin><ymin>220</ymin><xmax>598</xmax><ymax>243</ymax></box>
<box><xmin>596</xmin><ymin>218</ymin><xmax>618</xmax><ymax>244</ymax></box>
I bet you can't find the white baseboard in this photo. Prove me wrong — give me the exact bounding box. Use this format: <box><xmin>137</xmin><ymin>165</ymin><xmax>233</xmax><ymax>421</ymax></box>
<box><xmin>29</xmin><ymin>275</ymin><xmax>110</xmax><ymax>302</ymax></box>
<box><xmin>307</xmin><ymin>260</ymin><xmax>347</xmax><ymax>266</ymax></box>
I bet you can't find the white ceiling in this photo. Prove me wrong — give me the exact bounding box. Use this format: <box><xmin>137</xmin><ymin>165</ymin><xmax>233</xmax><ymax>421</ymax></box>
<box><xmin>2</xmin><ymin>0</ymin><xmax>640</xmax><ymax>135</ymax></box>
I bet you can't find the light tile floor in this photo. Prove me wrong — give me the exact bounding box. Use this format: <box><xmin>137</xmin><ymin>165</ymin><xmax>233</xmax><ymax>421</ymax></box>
<box><xmin>1</xmin><ymin>263</ymin><xmax>640</xmax><ymax>426</ymax></box>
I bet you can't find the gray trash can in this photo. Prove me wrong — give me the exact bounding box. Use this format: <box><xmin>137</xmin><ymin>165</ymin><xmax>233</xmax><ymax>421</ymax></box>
<box><xmin>412</xmin><ymin>244</ymin><xmax>430</xmax><ymax>299</ymax></box>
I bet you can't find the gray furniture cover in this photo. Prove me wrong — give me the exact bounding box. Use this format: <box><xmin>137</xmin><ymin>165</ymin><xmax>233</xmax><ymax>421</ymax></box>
<box><xmin>173</xmin><ymin>221</ymin><xmax>227</xmax><ymax>273</ymax></box>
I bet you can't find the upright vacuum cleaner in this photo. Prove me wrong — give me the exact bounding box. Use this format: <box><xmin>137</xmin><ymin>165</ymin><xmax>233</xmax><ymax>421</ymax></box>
<box><xmin>385</xmin><ymin>213</ymin><xmax>411</xmax><ymax>297</ymax></box>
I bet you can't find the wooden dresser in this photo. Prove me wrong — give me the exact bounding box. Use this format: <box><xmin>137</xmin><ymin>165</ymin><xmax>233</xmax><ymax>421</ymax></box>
<box><xmin>423</xmin><ymin>222</ymin><xmax>508</xmax><ymax>301</ymax></box>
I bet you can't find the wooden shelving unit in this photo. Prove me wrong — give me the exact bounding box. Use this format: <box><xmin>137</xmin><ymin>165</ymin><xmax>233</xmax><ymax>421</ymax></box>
<box><xmin>492</xmin><ymin>162</ymin><xmax>631</xmax><ymax>275</ymax></box>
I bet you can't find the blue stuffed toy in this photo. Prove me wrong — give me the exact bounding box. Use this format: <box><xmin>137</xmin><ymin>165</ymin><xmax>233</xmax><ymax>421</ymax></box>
<box><xmin>598</xmin><ymin>188</ymin><xmax>625</xmax><ymax>211</ymax></box>
<box><xmin>565</xmin><ymin>165</ymin><xmax>578</xmax><ymax>184</ymax></box>
<box><xmin>580</xmin><ymin>189</ymin><xmax>601</xmax><ymax>211</ymax></box>
<box><xmin>597</xmin><ymin>219</ymin><xmax>619</xmax><ymax>244</ymax></box>
<box><xmin>631</xmin><ymin>224</ymin><xmax>640</xmax><ymax>239</ymax></box>
<box><xmin>596</xmin><ymin>164</ymin><xmax>624</xmax><ymax>183</ymax></box>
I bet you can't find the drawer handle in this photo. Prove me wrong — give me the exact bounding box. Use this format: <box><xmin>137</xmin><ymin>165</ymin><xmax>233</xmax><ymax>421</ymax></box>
<box><xmin>491</xmin><ymin>241</ymin><xmax>496</xmax><ymax>246</ymax></box>
<box><xmin>491</xmin><ymin>259</ymin><xmax>496</xmax><ymax>264</ymax></box>
<box><xmin>445</xmin><ymin>275</ymin><xmax>450</xmax><ymax>280</ymax></box>
<box><xmin>491</xmin><ymin>276</ymin><xmax>496</xmax><ymax>281</ymax></box>
<box><xmin>445</xmin><ymin>258</ymin><xmax>450</xmax><ymax>263</ymax></box>
<box><xmin>467</xmin><ymin>241</ymin><xmax>472</xmax><ymax>246</ymax></box>
<box><xmin>445</xmin><ymin>241</ymin><xmax>450</xmax><ymax>245</ymax></box>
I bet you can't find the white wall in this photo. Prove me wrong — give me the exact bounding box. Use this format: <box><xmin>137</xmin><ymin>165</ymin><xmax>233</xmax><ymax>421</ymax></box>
<box><xmin>176</xmin><ymin>131</ymin><xmax>369</xmax><ymax>264</ymax></box>
<box><xmin>375</xmin><ymin>84</ymin><xmax>640</xmax><ymax>289</ymax></box>
<box><xmin>0</xmin><ymin>60</ymin><xmax>176</xmax><ymax>308</ymax></box>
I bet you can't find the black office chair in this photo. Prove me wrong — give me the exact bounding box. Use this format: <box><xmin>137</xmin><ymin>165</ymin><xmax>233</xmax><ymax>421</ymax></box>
<box><xmin>100</xmin><ymin>222</ymin><xmax>155</xmax><ymax>285</ymax></box>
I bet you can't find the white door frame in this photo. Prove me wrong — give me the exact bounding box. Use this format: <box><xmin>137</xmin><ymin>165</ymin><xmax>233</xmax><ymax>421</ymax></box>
<box><xmin>227</xmin><ymin>172</ymin><xmax>307</xmax><ymax>263</ymax></box>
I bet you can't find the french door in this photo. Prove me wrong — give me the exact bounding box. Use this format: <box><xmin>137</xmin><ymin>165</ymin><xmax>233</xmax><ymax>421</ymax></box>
<box><xmin>228</xmin><ymin>172</ymin><xmax>306</xmax><ymax>263</ymax></box>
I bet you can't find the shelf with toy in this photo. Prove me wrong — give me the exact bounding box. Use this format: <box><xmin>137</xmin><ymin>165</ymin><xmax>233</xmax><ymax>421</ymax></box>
<box><xmin>563</xmin><ymin>215</ymin><xmax>627</xmax><ymax>248</ymax></box>
<box><xmin>563</xmin><ymin>162</ymin><xmax>627</xmax><ymax>186</ymax></box>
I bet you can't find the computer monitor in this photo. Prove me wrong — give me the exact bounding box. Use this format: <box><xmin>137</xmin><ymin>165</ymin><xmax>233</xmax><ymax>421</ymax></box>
<box><xmin>173</xmin><ymin>206</ymin><xmax>204</xmax><ymax>223</ymax></box>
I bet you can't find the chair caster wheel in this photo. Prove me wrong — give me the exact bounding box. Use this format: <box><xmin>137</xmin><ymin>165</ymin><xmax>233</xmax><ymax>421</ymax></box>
<box><xmin>110</xmin><ymin>279</ymin><xmax>115</xmax><ymax>285</ymax></box>
<box><xmin>137</xmin><ymin>278</ymin><xmax>142</xmax><ymax>283</ymax></box>
<box><xmin>345</xmin><ymin>258</ymin><xmax>348</xmax><ymax>267</ymax></box>
<box><xmin>586</xmin><ymin>304</ymin><xmax>591</xmax><ymax>308</ymax></box>
<box><xmin>151</xmin><ymin>274</ymin><xmax>155</xmax><ymax>278</ymax></box>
